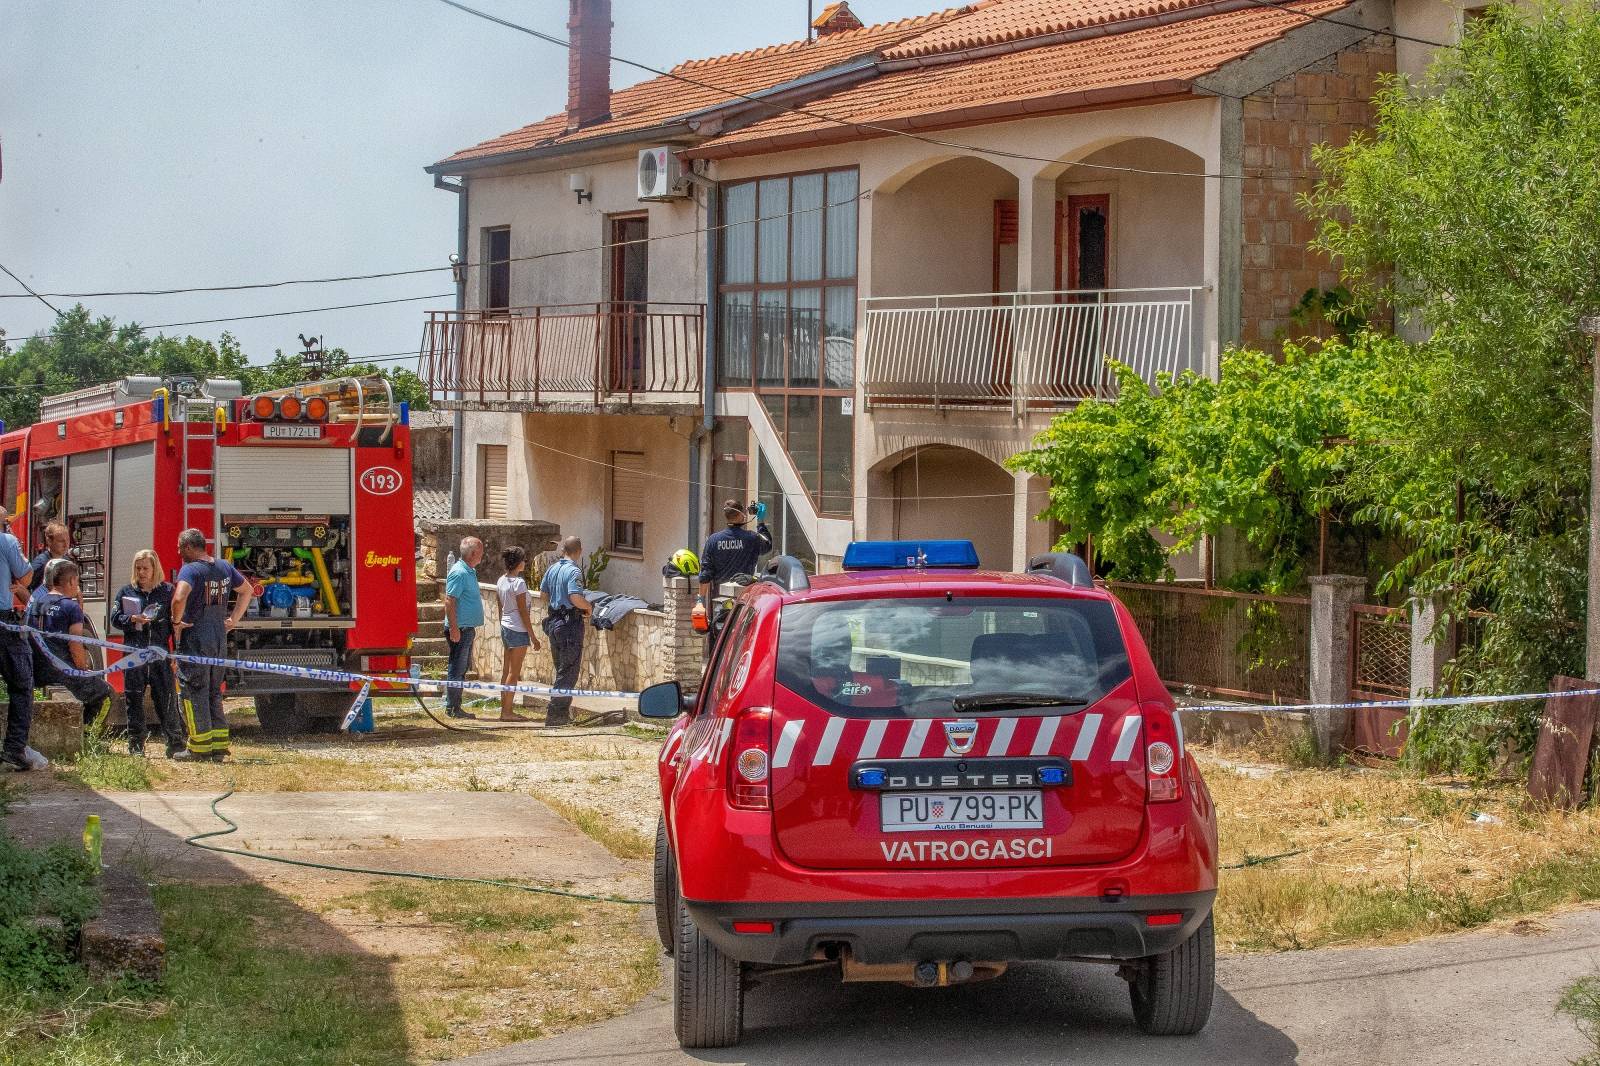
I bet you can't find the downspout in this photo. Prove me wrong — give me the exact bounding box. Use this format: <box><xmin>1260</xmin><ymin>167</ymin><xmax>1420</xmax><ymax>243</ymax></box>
<box><xmin>683</xmin><ymin>166</ymin><xmax>720</xmax><ymax>551</ymax></box>
<box><xmin>434</xmin><ymin>172</ymin><xmax>468</xmax><ymax>519</ymax></box>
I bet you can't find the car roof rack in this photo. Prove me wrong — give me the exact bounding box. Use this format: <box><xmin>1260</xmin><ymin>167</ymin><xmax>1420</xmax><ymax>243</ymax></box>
<box><xmin>761</xmin><ymin>555</ymin><xmax>811</xmax><ymax>593</ymax></box>
<box><xmin>1026</xmin><ymin>552</ymin><xmax>1095</xmax><ymax>589</ymax></box>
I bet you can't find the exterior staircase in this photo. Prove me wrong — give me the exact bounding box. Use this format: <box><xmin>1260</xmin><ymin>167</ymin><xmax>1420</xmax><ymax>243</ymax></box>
<box><xmin>412</xmin><ymin>578</ymin><xmax>449</xmax><ymax>676</ymax></box>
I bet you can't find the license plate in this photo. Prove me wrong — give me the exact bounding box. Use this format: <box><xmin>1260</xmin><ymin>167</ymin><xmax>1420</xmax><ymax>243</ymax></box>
<box><xmin>263</xmin><ymin>424</ymin><xmax>322</xmax><ymax>440</ymax></box>
<box><xmin>880</xmin><ymin>790</ymin><xmax>1043</xmax><ymax>833</ymax></box>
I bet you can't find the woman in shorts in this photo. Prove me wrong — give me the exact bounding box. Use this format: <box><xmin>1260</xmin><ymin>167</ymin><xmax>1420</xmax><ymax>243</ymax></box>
<box><xmin>495</xmin><ymin>546</ymin><xmax>541</xmax><ymax>722</ymax></box>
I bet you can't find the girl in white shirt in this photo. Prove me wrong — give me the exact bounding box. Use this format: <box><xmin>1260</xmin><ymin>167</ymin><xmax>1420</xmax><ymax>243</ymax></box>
<box><xmin>496</xmin><ymin>546</ymin><xmax>541</xmax><ymax>722</ymax></box>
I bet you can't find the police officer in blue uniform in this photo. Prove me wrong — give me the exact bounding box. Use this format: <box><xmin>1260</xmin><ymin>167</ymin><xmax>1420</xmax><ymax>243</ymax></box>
<box><xmin>0</xmin><ymin>518</ymin><xmax>36</xmax><ymax>772</ymax></box>
<box><xmin>538</xmin><ymin>536</ymin><xmax>591</xmax><ymax>730</ymax></box>
<box><xmin>693</xmin><ymin>499</ymin><xmax>772</xmax><ymax>630</ymax></box>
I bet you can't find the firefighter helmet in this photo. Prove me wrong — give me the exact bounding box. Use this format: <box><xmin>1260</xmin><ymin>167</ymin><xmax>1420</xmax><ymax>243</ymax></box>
<box><xmin>670</xmin><ymin>548</ymin><xmax>700</xmax><ymax>576</ymax></box>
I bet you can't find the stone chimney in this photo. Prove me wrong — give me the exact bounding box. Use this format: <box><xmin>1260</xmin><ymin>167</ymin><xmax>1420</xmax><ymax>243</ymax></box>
<box><xmin>566</xmin><ymin>0</ymin><xmax>612</xmax><ymax>132</ymax></box>
<box><xmin>812</xmin><ymin>1</ymin><xmax>865</xmax><ymax>36</ymax></box>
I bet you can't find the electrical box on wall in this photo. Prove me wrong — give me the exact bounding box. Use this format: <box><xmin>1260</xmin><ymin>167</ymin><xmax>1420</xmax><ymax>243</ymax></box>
<box><xmin>637</xmin><ymin>147</ymin><xmax>688</xmax><ymax>201</ymax></box>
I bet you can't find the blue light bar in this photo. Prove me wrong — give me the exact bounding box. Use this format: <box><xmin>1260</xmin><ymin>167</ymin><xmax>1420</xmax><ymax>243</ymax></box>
<box><xmin>842</xmin><ymin>540</ymin><xmax>980</xmax><ymax>571</ymax></box>
<box><xmin>858</xmin><ymin>768</ymin><xmax>887</xmax><ymax>788</ymax></box>
<box><xmin>1039</xmin><ymin>766</ymin><xmax>1066</xmax><ymax>785</ymax></box>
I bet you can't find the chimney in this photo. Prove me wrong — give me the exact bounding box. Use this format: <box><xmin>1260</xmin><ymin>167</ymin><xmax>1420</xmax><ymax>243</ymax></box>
<box><xmin>567</xmin><ymin>0</ymin><xmax>612</xmax><ymax>131</ymax></box>
<box><xmin>812</xmin><ymin>2</ymin><xmax>865</xmax><ymax>37</ymax></box>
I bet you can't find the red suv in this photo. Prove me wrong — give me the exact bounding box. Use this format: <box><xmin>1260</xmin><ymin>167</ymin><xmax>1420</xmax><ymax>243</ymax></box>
<box><xmin>639</xmin><ymin>541</ymin><xmax>1217</xmax><ymax>1049</ymax></box>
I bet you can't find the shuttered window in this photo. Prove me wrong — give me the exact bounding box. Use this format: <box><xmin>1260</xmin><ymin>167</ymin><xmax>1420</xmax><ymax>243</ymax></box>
<box><xmin>610</xmin><ymin>451</ymin><xmax>645</xmax><ymax>554</ymax></box>
<box><xmin>478</xmin><ymin>445</ymin><xmax>508</xmax><ymax>520</ymax></box>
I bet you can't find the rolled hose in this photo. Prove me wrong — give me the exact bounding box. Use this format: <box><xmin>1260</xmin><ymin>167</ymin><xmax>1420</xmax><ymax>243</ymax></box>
<box><xmin>185</xmin><ymin>790</ymin><xmax>652</xmax><ymax>906</ymax></box>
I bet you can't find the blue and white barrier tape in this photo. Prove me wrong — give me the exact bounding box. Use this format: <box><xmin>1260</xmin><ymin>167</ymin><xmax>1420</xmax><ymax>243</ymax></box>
<box><xmin>0</xmin><ymin>621</ymin><xmax>640</xmax><ymax>702</ymax></box>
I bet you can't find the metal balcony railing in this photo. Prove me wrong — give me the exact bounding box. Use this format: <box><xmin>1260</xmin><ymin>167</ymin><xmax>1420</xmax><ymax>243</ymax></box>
<box><xmin>861</xmin><ymin>287</ymin><xmax>1207</xmax><ymax>411</ymax></box>
<box><xmin>422</xmin><ymin>302</ymin><xmax>704</xmax><ymax>406</ymax></box>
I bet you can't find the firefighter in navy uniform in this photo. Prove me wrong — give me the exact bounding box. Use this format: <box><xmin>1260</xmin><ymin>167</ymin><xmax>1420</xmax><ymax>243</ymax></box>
<box><xmin>692</xmin><ymin>500</ymin><xmax>773</xmax><ymax>637</ymax></box>
<box><xmin>169</xmin><ymin>528</ymin><xmax>253</xmax><ymax>762</ymax></box>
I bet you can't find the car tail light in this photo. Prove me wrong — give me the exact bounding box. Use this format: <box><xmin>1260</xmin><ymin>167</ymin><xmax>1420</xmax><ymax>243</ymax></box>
<box><xmin>1143</xmin><ymin>705</ymin><xmax>1183</xmax><ymax>804</ymax></box>
<box><xmin>727</xmin><ymin>706</ymin><xmax>772</xmax><ymax>811</ymax></box>
<box><xmin>732</xmin><ymin>921</ymin><xmax>774</xmax><ymax>934</ymax></box>
<box><xmin>1145</xmin><ymin>912</ymin><xmax>1184</xmax><ymax>927</ymax></box>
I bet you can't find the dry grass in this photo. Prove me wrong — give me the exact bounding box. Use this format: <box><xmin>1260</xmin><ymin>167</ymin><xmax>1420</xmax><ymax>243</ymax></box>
<box><xmin>530</xmin><ymin>789</ymin><xmax>654</xmax><ymax>861</ymax></box>
<box><xmin>1199</xmin><ymin>747</ymin><xmax>1600</xmax><ymax>952</ymax></box>
<box><xmin>319</xmin><ymin>880</ymin><xmax>660</xmax><ymax>1060</ymax></box>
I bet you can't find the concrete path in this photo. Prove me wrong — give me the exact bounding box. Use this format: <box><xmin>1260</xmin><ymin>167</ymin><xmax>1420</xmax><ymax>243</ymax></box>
<box><xmin>4</xmin><ymin>789</ymin><xmax>634</xmax><ymax>890</ymax></box>
<box><xmin>458</xmin><ymin>908</ymin><xmax>1600</xmax><ymax>1066</ymax></box>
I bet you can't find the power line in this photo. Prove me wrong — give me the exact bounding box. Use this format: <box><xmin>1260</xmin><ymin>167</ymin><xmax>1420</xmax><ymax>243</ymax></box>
<box><xmin>0</xmin><ymin>261</ymin><xmax>61</xmax><ymax>315</ymax></box>
<box><xmin>1237</xmin><ymin>0</ymin><xmax>1456</xmax><ymax>50</ymax></box>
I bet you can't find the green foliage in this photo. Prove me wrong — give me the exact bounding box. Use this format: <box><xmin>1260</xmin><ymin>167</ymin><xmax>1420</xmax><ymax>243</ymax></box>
<box><xmin>56</xmin><ymin>723</ymin><xmax>153</xmax><ymax>792</ymax></box>
<box><xmin>0</xmin><ymin>306</ymin><xmax>429</xmax><ymax>431</ymax></box>
<box><xmin>1011</xmin><ymin>336</ymin><xmax>1401</xmax><ymax>593</ymax></box>
<box><xmin>581</xmin><ymin>545</ymin><xmax>610</xmax><ymax>590</ymax></box>
<box><xmin>1560</xmin><ymin>974</ymin><xmax>1600</xmax><ymax>1066</ymax></box>
<box><xmin>1307</xmin><ymin>0</ymin><xmax>1600</xmax><ymax>768</ymax></box>
<box><xmin>0</xmin><ymin>833</ymin><xmax>98</xmax><ymax>997</ymax></box>
<box><xmin>1289</xmin><ymin>286</ymin><xmax>1367</xmax><ymax>340</ymax></box>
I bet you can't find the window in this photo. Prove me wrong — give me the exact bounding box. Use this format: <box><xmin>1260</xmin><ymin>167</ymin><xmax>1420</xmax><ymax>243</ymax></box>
<box><xmin>610</xmin><ymin>451</ymin><xmax>645</xmax><ymax>555</ymax></box>
<box><xmin>483</xmin><ymin>226</ymin><xmax>511</xmax><ymax>311</ymax></box>
<box><xmin>0</xmin><ymin>450</ymin><xmax>19</xmax><ymax>519</ymax></box>
<box><xmin>695</xmin><ymin>605</ymin><xmax>755</xmax><ymax>712</ymax></box>
<box><xmin>478</xmin><ymin>444</ymin><xmax>508</xmax><ymax>520</ymax></box>
<box><xmin>718</xmin><ymin>168</ymin><xmax>857</xmax><ymax>516</ymax></box>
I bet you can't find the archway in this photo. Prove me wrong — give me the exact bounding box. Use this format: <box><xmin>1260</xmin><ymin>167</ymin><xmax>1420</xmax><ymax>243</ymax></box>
<box><xmin>882</xmin><ymin>445</ymin><xmax>1013</xmax><ymax>570</ymax></box>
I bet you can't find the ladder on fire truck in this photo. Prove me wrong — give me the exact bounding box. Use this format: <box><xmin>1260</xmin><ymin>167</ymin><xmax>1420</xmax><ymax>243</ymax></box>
<box><xmin>176</xmin><ymin>400</ymin><xmax>217</xmax><ymax>550</ymax></box>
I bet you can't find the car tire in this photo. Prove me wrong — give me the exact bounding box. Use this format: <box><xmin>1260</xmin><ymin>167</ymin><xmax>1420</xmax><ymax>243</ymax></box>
<box><xmin>653</xmin><ymin>816</ymin><xmax>677</xmax><ymax>955</ymax></box>
<box><xmin>674</xmin><ymin>893</ymin><xmax>742</xmax><ymax>1048</ymax></box>
<box><xmin>1130</xmin><ymin>912</ymin><xmax>1215</xmax><ymax>1035</ymax></box>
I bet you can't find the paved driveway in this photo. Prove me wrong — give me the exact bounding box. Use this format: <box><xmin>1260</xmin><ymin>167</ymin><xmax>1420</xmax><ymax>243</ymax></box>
<box><xmin>460</xmin><ymin>907</ymin><xmax>1600</xmax><ymax>1065</ymax></box>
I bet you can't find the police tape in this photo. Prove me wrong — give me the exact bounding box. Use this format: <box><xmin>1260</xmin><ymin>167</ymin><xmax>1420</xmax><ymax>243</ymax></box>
<box><xmin>0</xmin><ymin>621</ymin><xmax>642</xmax><ymax>702</ymax></box>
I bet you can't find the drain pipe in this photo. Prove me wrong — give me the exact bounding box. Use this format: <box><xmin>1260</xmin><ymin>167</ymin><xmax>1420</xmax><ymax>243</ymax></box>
<box><xmin>434</xmin><ymin>173</ymin><xmax>468</xmax><ymax>519</ymax></box>
<box><xmin>683</xmin><ymin>166</ymin><xmax>719</xmax><ymax>550</ymax></box>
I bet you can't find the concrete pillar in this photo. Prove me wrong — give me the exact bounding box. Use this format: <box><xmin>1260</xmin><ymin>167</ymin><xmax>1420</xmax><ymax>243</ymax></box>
<box><xmin>1014</xmin><ymin>173</ymin><xmax>1057</xmax><ymax>416</ymax></box>
<box><xmin>663</xmin><ymin>575</ymin><xmax>703</xmax><ymax>688</ymax></box>
<box><xmin>1309</xmin><ymin>574</ymin><xmax>1366</xmax><ymax>759</ymax></box>
<box><xmin>1409</xmin><ymin>593</ymin><xmax>1455</xmax><ymax>699</ymax></box>
<box><xmin>1011</xmin><ymin>471</ymin><xmax>1051</xmax><ymax>572</ymax></box>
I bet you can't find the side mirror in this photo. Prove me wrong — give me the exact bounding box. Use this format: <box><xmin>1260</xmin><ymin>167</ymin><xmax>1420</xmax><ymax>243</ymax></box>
<box><xmin>639</xmin><ymin>680</ymin><xmax>686</xmax><ymax>719</ymax></box>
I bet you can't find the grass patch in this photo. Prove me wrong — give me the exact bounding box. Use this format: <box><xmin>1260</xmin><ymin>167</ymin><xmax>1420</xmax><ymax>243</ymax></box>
<box><xmin>328</xmin><ymin>880</ymin><xmax>659</xmax><ymax>1059</ymax></box>
<box><xmin>530</xmin><ymin>789</ymin><xmax>652</xmax><ymax>860</ymax></box>
<box><xmin>53</xmin><ymin>726</ymin><xmax>152</xmax><ymax>792</ymax></box>
<box><xmin>0</xmin><ymin>832</ymin><xmax>98</xmax><ymax>999</ymax></box>
<box><xmin>1560</xmin><ymin>974</ymin><xmax>1600</xmax><ymax>1066</ymax></box>
<box><xmin>1200</xmin><ymin>749</ymin><xmax>1600</xmax><ymax>952</ymax></box>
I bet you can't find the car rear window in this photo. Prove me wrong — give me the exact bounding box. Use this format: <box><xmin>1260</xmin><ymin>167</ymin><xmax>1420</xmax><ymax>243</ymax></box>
<box><xmin>775</xmin><ymin>595</ymin><xmax>1132</xmax><ymax>718</ymax></box>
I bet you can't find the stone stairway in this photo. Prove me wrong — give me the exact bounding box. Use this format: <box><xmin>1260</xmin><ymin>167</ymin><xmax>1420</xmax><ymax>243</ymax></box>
<box><xmin>412</xmin><ymin>577</ymin><xmax>448</xmax><ymax>676</ymax></box>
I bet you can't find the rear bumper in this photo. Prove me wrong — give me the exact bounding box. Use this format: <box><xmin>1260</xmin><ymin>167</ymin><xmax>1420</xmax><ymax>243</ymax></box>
<box><xmin>685</xmin><ymin>890</ymin><xmax>1215</xmax><ymax>966</ymax></box>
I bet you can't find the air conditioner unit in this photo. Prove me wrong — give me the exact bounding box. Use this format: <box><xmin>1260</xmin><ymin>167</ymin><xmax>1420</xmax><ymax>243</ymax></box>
<box><xmin>637</xmin><ymin>147</ymin><xmax>688</xmax><ymax>201</ymax></box>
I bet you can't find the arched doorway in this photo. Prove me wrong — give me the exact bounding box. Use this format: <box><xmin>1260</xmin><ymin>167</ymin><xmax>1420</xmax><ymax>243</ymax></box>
<box><xmin>885</xmin><ymin>445</ymin><xmax>1013</xmax><ymax>570</ymax></box>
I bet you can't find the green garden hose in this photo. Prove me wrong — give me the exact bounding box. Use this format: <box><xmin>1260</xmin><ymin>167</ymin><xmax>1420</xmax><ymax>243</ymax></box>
<box><xmin>185</xmin><ymin>790</ymin><xmax>652</xmax><ymax>906</ymax></box>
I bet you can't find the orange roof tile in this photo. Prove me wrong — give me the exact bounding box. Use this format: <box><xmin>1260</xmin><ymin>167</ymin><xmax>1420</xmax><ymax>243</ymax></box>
<box><xmin>434</xmin><ymin>9</ymin><xmax>968</xmax><ymax>168</ymax></box>
<box><xmin>687</xmin><ymin>0</ymin><xmax>1355</xmax><ymax>159</ymax></box>
<box><xmin>882</xmin><ymin>0</ymin><xmax>1230</xmax><ymax>59</ymax></box>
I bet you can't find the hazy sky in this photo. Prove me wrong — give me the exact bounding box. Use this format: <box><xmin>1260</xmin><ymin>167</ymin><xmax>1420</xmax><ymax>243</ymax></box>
<box><xmin>1</xmin><ymin>0</ymin><xmax>929</xmax><ymax>370</ymax></box>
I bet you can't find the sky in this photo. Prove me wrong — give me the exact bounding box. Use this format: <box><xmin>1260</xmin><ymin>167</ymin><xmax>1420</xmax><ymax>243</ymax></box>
<box><xmin>1</xmin><ymin>0</ymin><xmax>931</xmax><ymax>371</ymax></box>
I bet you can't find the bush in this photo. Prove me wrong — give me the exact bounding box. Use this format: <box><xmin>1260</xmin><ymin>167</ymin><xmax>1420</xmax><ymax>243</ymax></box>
<box><xmin>0</xmin><ymin>833</ymin><xmax>99</xmax><ymax>996</ymax></box>
<box><xmin>1560</xmin><ymin>975</ymin><xmax>1600</xmax><ymax>1066</ymax></box>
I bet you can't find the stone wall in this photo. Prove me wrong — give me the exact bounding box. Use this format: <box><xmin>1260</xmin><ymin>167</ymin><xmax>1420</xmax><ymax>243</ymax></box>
<box><xmin>412</xmin><ymin>423</ymin><xmax>453</xmax><ymax>491</ymax></box>
<box><xmin>469</xmin><ymin>574</ymin><xmax>704</xmax><ymax>714</ymax></box>
<box><xmin>418</xmin><ymin>518</ymin><xmax>561</xmax><ymax>582</ymax></box>
<box><xmin>1239</xmin><ymin>34</ymin><xmax>1395</xmax><ymax>345</ymax></box>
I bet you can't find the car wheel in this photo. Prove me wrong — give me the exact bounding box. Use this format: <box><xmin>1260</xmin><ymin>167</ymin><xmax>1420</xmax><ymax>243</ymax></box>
<box><xmin>674</xmin><ymin>893</ymin><xmax>742</xmax><ymax>1048</ymax></box>
<box><xmin>653</xmin><ymin>816</ymin><xmax>677</xmax><ymax>955</ymax></box>
<box><xmin>1130</xmin><ymin>912</ymin><xmax>1215</xmax><ymax>1036</ymax></box>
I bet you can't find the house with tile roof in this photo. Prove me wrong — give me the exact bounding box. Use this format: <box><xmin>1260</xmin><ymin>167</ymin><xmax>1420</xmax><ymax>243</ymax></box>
<box><xmin>422</xmin><ymin>0</ymin><xmax>1469</xmax><ymax>593</ymax></box>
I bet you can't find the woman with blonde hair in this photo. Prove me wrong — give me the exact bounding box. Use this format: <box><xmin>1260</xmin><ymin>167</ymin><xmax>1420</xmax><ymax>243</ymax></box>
<box><xmin>110</xmin><ymin>549</ymin><xmax>182</xmax><ymax>757</ymax></box>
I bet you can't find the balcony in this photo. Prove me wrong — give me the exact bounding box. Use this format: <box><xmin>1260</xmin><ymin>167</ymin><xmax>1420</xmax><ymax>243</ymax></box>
<box><xmin>861</xmin><ymin>287</ymin><xmax>1207</xmax><ymax>412</ymax></box>
<box><xmin>422</xmin><ymin>303</ymin><xmax>703</xmax><ymax>411</ymax></box>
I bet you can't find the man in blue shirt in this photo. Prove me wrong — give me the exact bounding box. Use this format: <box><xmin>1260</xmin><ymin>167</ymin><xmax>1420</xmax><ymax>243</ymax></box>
<box><xmin>170</xmin><ymin>528</ymin><xmax>252</xmax><ymax>762</ymax></box>
<box><xmin>443</xmin><ymin>536</ymin><xmax>485</xmax><ymax>720</ymax></box>
<box><xmin>28</xmin><ymin>560</ymin><xmax>113</xmax><ymax>727</ymax></box>
<box><xmin>537</xmin><ymin>536</ymin><xmax>591</xmax><ymax>729</ymax></box>
<box><xmin>0</xmin><ymin>518</ymin><xmax>36</xmax><ymax>772</ymax></box>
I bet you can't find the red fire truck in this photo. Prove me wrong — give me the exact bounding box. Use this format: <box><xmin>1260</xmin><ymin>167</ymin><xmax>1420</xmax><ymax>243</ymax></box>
<box><xmin>0</xmin><ymin>375</ymin><xmax>418</xmax><ymax>734</ymax></box>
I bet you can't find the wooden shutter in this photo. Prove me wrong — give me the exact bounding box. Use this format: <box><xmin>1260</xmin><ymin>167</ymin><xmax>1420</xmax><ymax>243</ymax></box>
<box><xmin>479</xmin><ymin>445</ymin><xmax>508</xmax><ymax>520</ymax></box>
<box><xmin>612</xmin><ymin>452</ymin><xmax>645</xmax><ymax>527</ymax></box>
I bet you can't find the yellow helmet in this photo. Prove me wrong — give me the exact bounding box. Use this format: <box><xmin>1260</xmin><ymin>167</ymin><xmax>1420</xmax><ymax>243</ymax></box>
<box><xmin>670</xmin><ymin>548</ymin><xmax>700</xmax><ymax>576</ymax></box>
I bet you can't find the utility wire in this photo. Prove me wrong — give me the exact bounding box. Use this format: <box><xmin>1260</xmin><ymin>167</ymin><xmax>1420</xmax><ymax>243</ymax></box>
<box><xmin>1236</xmin><ymin>0</ymin><xmax>1456</xmax><ymax>49</ymax></box>
<box><xmin>0</xmin><ymin>261</ymin><xmax>62</xmax><ymax>315</ymax></box>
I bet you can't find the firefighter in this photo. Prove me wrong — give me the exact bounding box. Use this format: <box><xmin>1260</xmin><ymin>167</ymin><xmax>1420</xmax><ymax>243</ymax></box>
<box><xmin>0</xmin><ymin>518</ymin><xmax>36</xmax><ymax>773</ymax></box>
<box><xmin>28</xmin><ymin>559</ymin><xmax>113</xmax><ymax>728</ymax></box>
<box><xmin>692</xmin><ymin>500</ymin><xmax>772</xmax><ymax>633</ymax></box>
<box><xmin>537</xmin><ymin>536</ymin><xmax>591</xmax><ymax>730</ymax></box>
<box><xmin>110</xmin><ymin>549</ymin><xmax>182</xmax><ymax>758</ymax></box>
<box><xmin>169</xmin><ymin>528</ymin><xmax>252</xmax><ymax>762</ymax></box>
<box><xmin>28</xmin><ymin>520</ymin><xmax>69</xmax><ymax>594</ymax></box>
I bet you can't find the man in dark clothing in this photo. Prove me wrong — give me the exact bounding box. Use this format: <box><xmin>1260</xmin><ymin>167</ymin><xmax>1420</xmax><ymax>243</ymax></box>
<box><xmin>111</xmin><ymin>552</ymin><xmax>182</xmax><ymax>757</ymax></box>
<box><xmin>0</xmin><ymin>519</ymin><xmax>36</xmax><ymax>773</ymax></box>
<box><xmin>28</xmin><ymin>560</ymin><xmax>113</xmax><ymax>728</ymax></box>
<box><xmin>693</xmin><ymin>499</ymin><xmax>772</xmax><ymax>631</ymax></box>
<box><xmin>537</xmin><ymin>536</ymin><xmax>591</xmax><ymax>729</ymax></box>
<box><xmin>169</xmin><ymin>528</ymin><xmax>252</xmax><ymax>762</ymax></box>
<box><xmin>28</xmin><ymin>520</ymin><xmax>69</xmax><ymax>594</ymax></box>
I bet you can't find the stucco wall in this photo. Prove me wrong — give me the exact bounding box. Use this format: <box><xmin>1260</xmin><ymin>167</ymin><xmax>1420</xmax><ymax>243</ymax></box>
<box><xmin>1058</xmin><ymin>138</ymin><xmax>1205</xmax><ymax>292</ymax></box>
<box><xmin>887</xmin><ymin>445</ymin><xmax>1014</xmax><ymax>569</ymax></box>
<box><xmin>1239</xmin><ymin>35</ymin><xmax>1395</xmax><ymax>344</ymax></box>
<box><xmin>871</xmin><ymin>156</ymin><xmax>1016</xmax><ymax>299</ymax></box>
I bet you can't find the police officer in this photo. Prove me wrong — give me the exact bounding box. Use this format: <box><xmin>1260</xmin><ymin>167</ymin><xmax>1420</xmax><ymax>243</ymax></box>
<box><xmin>693</xmin><ymin>499</ymin><xmax>772</xmax><ymax>631</ymax></box>
<box><xmin>169</xmin><ymin>528</ymin><xmax>253</xmax><ymax>762</ymax></box>
<box><xmin>537</xmin><ymin>536</ymin><xmax>591</xmax><ymax>730</ymax></box>
<box><xmin>0</xmin><ymin>518</ymin><xmax>35</xmax><ymax>772</ymax></box>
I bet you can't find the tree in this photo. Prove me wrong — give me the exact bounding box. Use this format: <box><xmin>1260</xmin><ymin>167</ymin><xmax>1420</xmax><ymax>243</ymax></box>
<box><xmin>1307</xmin><ymin>0</ymin><xmax>1600</xmax><ymax>767</ymax></box>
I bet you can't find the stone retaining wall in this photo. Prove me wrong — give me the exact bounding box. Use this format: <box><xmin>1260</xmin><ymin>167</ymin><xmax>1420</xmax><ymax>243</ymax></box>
<box><xmin>418</xmin><ymin>518</ymin><xmax>561</xmax><ymax>582</ymax></box>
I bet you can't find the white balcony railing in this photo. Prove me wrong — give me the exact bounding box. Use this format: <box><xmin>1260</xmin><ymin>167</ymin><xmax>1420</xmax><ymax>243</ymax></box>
<box><xmin>861</xmin><ymin>287</ymin><xmax>1206</xmax><ymax>411</ymax></box>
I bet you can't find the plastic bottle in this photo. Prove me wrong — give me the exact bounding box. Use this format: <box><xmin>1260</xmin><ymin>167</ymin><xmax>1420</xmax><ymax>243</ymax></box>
<box><xmin>83</xmin><ymin>814</ymin><xmax>102</xmax><ymax>872</ymax></box>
